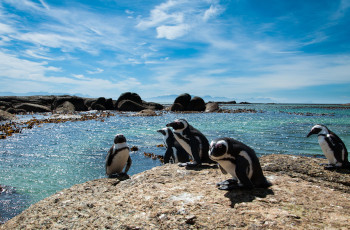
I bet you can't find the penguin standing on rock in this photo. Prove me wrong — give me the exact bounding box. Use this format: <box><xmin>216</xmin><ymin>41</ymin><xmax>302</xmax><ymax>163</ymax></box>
<box><xmin>209</xmin><ymin>137</ymin><xmax>271</xmax><ymax>190</ymax></box>
<box><xmin>105</xmin><ymin>134</ymin><xmax>132</xmax><ymax>177</ymax></box>
<box><xmin>307</xmin><ymin>124</ymin><xmax>349</xmax><ymax>169</ymax></box>
<box><xmin>166</xmin><ymin>119</ymin><xmax>213</xmax><ymax>167</ymax></box>
<box><xmin>157</xmin><ymin>127</ymin><xmax>189</xmax><ymax>164</ymax></box>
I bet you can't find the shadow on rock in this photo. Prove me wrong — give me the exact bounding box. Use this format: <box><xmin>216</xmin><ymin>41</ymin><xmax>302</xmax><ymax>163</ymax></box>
<box><xmin>224</xmin><ymin>188</ymin><xmax>274</xmax><ymax>208</ymax></box>
<box><xmin>185</xmin><ymin>164</ymin><xmax>218</xmax><ymax>171</ymax></box>
<box><xmin>107</xmin><ymin>173</ymin><xmax>130</xmax><ymax>181</ymax></box>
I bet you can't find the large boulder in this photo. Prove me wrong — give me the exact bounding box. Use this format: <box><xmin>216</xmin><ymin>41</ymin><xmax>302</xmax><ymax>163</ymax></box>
<box><xmin>116</xmin><ymin>92</ymin><xmax>142</xmax><ymax>106</ymax></box>
<box><xmin>118</xmin><ymin>100</ymin><xmax>147</xmax><ymax>112</ymax></box>
<box><xmin>170</xmin><ymin>94</ymin><xmax>206</xmax><ymax>112</ymax></box>
<box><xmin>116</xmin><ymin>92</ymin><xmax>163</xmax><ymax>111</ymax></box>
<box><xmin>142</xmin><ymin>101</ymin><xmax>164</xmax><ymax>110</ymax></box>
<box><xmin>187</xmin><ymin>96</ymin><xmax>206</xmax><ymax>111</ymax></box>
<box><xmin>91</xmin><ymin>97</ymin><xmax>106</xmax><ymax>111</ymax></box>
<box><xmin>14</xmin><ymin>103</ymin><xmax>51</xmax><ymax>113</ymax></box>
<box><xmin>55</xmin><ymin>101</ymin><xmax>76</xmax><ymax>114</ymax></box>
<box><xmin>174</xmin><ymin>93</ymin><xmax>191</xmax><ymax>108</ymax></box>
<box><xmin>105</xmin><ymin>98</ymin><xmax>115</xmax><ymax>110</ymax></box>
<box><xmin>170</xmin><ymin>103</ymin><xmax>184</xmax><ymax>112</ymax></box>
<box><xmin>205</xmin><ymin>102</ymin><xmax>219</xmax><ymax>112</ymax></box>
<box><xmin>52</xmin><ymin>96</ymin><xmax>88</xmax><ymax>111</ymax></box>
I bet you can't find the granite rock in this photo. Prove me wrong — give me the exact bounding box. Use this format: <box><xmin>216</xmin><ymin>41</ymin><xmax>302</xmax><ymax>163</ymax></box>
<box><xmin>2</xmin><ymin>154</ymin><xmax>350</xmax><ymax>229</ymax></box>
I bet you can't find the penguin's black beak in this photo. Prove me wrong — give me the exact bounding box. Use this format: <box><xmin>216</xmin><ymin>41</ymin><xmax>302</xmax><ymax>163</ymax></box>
<box><xmin>157</xmin><ymin>129</ymin><xmax>165</xmax><ymax>135</ymax></box>
<box><xmin>306</xmin><ymin>132</ymin><xmax>312</xmax><ymax>138</ymax></box>
<box><xmin>306</xmin><ymin>127</ymin><xmax>322</xmax><ymax>137</ymax></box>
<box><xmin>166</xmin><ymin>121</ymin><xmax>175</xmax><ymax>128</ymax></box>
<box><xmin>306</xmin><ymin>130</ymin><xmax>315</xmax><ymax>138</ymax></box>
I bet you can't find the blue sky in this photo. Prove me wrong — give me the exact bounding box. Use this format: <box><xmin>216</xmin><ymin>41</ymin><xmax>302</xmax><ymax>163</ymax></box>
<box><xmin>0</xmin><ymin>0</ymin><xmax>350</xmax><ymax>103</ymax></box>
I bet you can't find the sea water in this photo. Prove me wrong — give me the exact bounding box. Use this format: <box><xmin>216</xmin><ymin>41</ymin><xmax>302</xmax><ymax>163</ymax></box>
<box><xmin>0</xmin><ymin>104</ymin><xmax>349</xmax><ymax>223</ymax></box>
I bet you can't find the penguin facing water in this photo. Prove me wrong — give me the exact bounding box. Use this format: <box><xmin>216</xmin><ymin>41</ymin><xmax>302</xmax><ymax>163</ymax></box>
<box><xmin>209</xmin><ymin>137</ymin><xmax>271</xmax><ymax>190</ymax></box>
<box><xmin>166</xmin><ymin>119</ymin><xmax>213</xmax><ymax>167</ymax></box>
<box><xmin>307</xmin><ymin>124</ymin><xmax>349</xmax><ymax>169</ymax></box>
<box><xmin>105</xmin><ymin>134</ymin><xmax>132</xmax><ymax>177</ymax></box>
<box><xmin>157</xmin><ymin>127</ymin><xmax>189</xmax><ymax>164</ymax></box>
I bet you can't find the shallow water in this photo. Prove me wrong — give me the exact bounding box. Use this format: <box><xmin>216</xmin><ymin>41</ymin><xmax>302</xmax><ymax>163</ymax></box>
<box><xmin>0</xmin><ymin>104</ymin><xmax>349</xmax><ymax>223</ymax></box>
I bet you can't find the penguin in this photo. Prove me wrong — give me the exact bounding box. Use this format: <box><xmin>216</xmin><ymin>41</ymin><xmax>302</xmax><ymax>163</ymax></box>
<box><xmin>105</xmin><ymin>134</ymin><xmax>132</xmax><ymax>177</ymax></box>
<box><xmin>166</xmin><ymin>119</ymin><xmax>213</xmax><ymax>167</ymax></box>
<box><xmin>209</xmin><ymin>137</ymin><xmax>271</xmax><ymax>190</ymax></box>
<box><xmin>307</xmin><ymin>124</ymin><xmax>349</xmax><ymax>169</ymax></box>
<box><xmin>157</xmin><ymin>127</ymin><xmax>190</xmax><ymax>164</ymax></box>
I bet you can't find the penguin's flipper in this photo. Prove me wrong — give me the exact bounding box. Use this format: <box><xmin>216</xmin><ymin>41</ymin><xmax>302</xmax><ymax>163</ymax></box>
<box><xmin>327</xmin><ymin>133</ymin><xmax>348</xmax><ymax>163</ymax></box>
<box><xmin>163</xmin><ymin>148</ymin><xmax>172</xmax><ymax>164</ymax></box>
<box><xmin>189</xmin><ymin>137</ymin><xmax>202</xmax><ymax>165</ymax></box>
<box><xmin>124</xmin><ymin>156</ymin><xmax>132</xmax><ymax>174</ymax></box>
<box><xmin>106</xmin><ymin>146</ymin><xmax>114</xmax><ymax>167</ymax></box>
<box><xmin>235</xmin><ymin>156</ymin><xmax>254</xmax><ymax>189</ymax></box>
<box><xmin>219</xmin><ymin>164</ymin><xmax>228</xmax><ymax>174</ymax></box>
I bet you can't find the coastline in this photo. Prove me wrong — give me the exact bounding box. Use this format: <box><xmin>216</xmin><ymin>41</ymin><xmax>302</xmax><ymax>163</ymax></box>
<box><xmin>1</xmin><ymin>154</ymin><xmax>350</xmax><ymax>229</ymax></box>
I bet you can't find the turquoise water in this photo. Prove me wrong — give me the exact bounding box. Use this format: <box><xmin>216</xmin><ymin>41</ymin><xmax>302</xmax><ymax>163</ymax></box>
<box><xmin>1</xmin><ymin>104</ymin><xmax>349</xmax><ymax>223</ymax></box>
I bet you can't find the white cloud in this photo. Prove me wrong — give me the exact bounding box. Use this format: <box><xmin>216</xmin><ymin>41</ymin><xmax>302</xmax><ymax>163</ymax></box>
<box><xmin>87</xmin><ymin>68</ymin><xmax>104</xmax><ymax>74</ymax></box>
<box><xmin>203</xmin><ymin>5</ymin><xmax>221</xmax><ymax>21</ymax></box>
<box><xmin>156</xmin><ymin>24</ymin><xmax>190</xmax><ymax>40</ymax></box>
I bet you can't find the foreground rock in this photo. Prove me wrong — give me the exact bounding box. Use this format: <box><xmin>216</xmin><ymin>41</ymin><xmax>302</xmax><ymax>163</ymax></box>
<box><xmin>2</xmin><ymin>155</ymin><xmax>350</xmax><ymax>229</ymax></box>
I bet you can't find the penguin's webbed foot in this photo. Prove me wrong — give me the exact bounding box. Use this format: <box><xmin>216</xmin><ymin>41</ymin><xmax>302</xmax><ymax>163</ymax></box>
<box><xmin>108</xmin><ymin>173</ymin><xmax>130</xmax><ymax>180</ymax></box>
<box><xmin>216</xmin><ymin>178</ymin><xmax>238</xmax><ymax>187</ymax></box>
<box><xmin>178</xmin><ymin>162</ymin><xmax>200</xmax><ymax>168</ymax></box>
<box><xmin>323</xmin><ymin>164</ymin><xmax>340</xmax><ymax>170</ymax></box>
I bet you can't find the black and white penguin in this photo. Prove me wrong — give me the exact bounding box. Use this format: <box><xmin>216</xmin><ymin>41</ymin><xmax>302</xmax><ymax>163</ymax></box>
<box><xmin>209</xmin><ymin>137</ymin><xmax>271</xmax><ymax>190</ymax></box>
<box><xmin>157</xmin><ymin>127</ymin><xmax>189</xmax><ymax>164</ymax></box>
<box><xmin>166</xmin><ymin>119</ymin><xmax>213</xmax><ymax>167</ymax></box>
<box><xmin>105</xmin><ymin>134</ymin><xmax>132</xmax><ymax>177</ymax></box>
<box><xmin>307</xmin><ymin>124</ymin><xmax>349</xmax><ymax>169</ymax></box>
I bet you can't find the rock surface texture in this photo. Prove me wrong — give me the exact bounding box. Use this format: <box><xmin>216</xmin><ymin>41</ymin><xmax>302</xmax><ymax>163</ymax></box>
<box><xmin>1</xmin><ymin>154</ymin><xmax>350</xmax><ymax>229</ymax></box>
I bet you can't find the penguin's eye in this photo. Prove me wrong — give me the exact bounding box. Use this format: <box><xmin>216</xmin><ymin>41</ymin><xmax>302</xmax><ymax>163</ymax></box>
<box><xmin>216</xmin><ymin>144</ymin><xmax>222</xmax><ymax>148</ymax></box>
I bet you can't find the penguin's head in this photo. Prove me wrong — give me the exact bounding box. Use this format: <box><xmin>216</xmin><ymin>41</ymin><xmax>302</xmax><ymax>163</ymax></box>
<box><xmin>166</xmin><ymin>119</ymin><xmax>188</xmax><ymax>131</ymax></box>
<box><xmin>307</xmin><ymin>124</ymin><xmax>329</xmax><ymax>137</ymax></box>
<box><xmin>209</xmin><ymin>139</ymin><xmax>228</xmax><ymax>160</ymax></box>
<box><xmin>157</xmin><ymin>127</ymin><xmax>170</xmax><ymax>137</ymax></box>
<box><xmin>114</xmin><ymin>134</ymin><xmax>127</xmax><ymax>144</ymax></box>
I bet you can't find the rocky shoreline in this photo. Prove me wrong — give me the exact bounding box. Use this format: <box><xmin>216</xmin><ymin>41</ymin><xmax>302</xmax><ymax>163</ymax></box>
<box><xmin>1</xmin><ymin>154</ymin><xmax>349</xmax><ymax>229</ymax></box>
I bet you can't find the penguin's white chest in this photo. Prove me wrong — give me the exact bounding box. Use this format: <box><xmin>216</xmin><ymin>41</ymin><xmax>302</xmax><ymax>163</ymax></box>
<box><xmin>318</xmin><ymin>136</ymin><xmax>337</xmax><ymax>164</ymax></box>
<box><xmin>107</xmin><ymin>148</ymin><xmax>129</xmax><ymax>175</ymax></box>
<box><xmin>174</xmin><ymin>133</ymin><xmax>192</xmax><ymax>157</ymax></box>
<box><xmin>218</xmin><ymin>160</ymin><xmax>238</xmax><ymax>181</ymax></box>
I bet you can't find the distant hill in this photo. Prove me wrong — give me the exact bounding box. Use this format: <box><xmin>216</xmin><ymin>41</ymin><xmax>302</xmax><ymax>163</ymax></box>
<box><xmin>0</xmin><ymin>92</ymin><xmax>91</xmax><ymax>98</ymax></box>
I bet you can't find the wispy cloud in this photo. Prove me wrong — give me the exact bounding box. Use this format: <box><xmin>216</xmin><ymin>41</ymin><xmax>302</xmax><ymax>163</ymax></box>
<box><xmin>0</xmin><ymin>0</ymin><xmax>349</xmax><ymax>102</ymax></box>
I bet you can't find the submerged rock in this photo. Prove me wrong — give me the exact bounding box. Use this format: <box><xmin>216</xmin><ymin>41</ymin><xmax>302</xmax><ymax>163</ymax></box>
<box><xmin>2</xmin><ymin>155</ymin><xmax>350</xmax><ymax>229</ymax></box>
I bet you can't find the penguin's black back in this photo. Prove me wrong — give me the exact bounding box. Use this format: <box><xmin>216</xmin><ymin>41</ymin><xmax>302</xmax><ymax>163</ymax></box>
<box><xmin>186</xmin><ymin>125</ymin><xmax>212</xmax><ymax>163</ymax></box>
